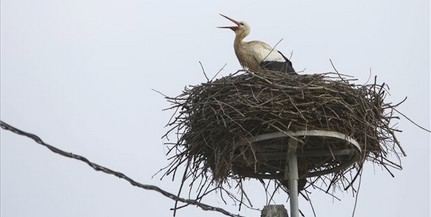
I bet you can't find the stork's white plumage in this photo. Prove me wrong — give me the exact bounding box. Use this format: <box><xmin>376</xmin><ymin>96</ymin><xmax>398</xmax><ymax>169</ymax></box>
<box><xmin>219</xmin><ymin>14</ymin><xmax>296</xmax><ymax>74</ymax></box>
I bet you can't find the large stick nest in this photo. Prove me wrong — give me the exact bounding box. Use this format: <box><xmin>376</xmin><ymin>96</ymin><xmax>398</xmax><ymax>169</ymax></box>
<box><xmin>162</xmin><ymin>70</ymin><xmax>405</xmax><ymax>203</ymax></box>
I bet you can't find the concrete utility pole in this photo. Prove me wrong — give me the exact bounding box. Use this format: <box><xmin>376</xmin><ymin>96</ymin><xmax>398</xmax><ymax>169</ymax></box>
<box><xmin>261</xmin><ymin>205</ymin><xmax>288</xmax><ymax>217</ymax></box>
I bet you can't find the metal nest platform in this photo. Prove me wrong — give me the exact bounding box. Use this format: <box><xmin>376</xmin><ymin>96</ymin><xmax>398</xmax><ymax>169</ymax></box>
<box><xmin>233</xmin><ymin>130</ymin><xmax>361</xmax><ymax>181</ymax></box>
<box><xmin>235</xmin><ymin>130</ymin><xmax>361</xmax><ymax>217</ymax></box>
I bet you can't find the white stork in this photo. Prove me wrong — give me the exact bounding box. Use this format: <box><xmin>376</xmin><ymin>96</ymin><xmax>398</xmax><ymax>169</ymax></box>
<box><xmin>219</xmin><ymin>14</ymin><xmax>296</xmax><ymax>74</ymax></box>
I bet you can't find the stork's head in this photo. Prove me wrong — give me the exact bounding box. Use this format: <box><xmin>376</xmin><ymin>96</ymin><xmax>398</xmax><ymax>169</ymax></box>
<box><xmin>218</xmin><ymin>14</ymin><xmax>250</xmax><ymax>39</ymax></box>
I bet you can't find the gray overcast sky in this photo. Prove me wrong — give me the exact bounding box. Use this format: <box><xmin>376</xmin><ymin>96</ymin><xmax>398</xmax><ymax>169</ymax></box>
<box><xmin>1</xmin><ymin>0</ymin><xmax>430</xmax><ymax>216</ymax></box>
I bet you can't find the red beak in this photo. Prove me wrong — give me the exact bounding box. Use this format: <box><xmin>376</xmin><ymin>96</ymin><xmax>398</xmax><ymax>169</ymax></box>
<box><xmin>218</xmin><ymin>13</ymin><xmax>239</xmax><ymax>31</ymax></box>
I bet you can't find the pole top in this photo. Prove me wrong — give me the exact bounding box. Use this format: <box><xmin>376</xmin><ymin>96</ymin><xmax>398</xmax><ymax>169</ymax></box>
<box><xmin>261</xmin><ymin>205</ymin><xmax>288</xmax><ymax>217</ymax></box>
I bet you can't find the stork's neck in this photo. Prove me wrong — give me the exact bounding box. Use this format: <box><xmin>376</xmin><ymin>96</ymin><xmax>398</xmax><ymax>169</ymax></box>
<box><xmin>233</xmin><ymin>33</ymin><xmax>247</xmax><ymax>50</ymax></box>
<box><xmin>233</xmin><ymin>33</ymin><xmax>249</xmax><ymax>69</ymax></box>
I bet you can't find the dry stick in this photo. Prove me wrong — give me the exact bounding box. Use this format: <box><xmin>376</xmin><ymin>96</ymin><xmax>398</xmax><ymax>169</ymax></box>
<box><xmin>351</xmin><ymin>167</ymin><xmax>364</xmax><ymax>217</ymax></box>
<box><xmin>173</xmin><ymin>160</ymin><xmax>190</xmax><ymax>217</ymax></box>
<box><xmin>221</xmin><ymin>187</ymin><xmax>258</xmax><ymax>211</ymax></box>
<box><xmin>344</xmin><ymin>163</ymin><xmax>363</xmax><ymax>191</ymax></box>
<box><xmin>262</xmin><ymin>38</ymin><xmax>284</xmax><ymax>62</ymax></box>
<box><xmin>0</xmin><ymin>120</ymin><xmax>243</xmax><ymax>217</ymax></box>
<box><xmin>268</xmin><ymin>181</ymin><xmax>282</xmax><ymax>204</ymax></box>
<box><xmin>329</xmin><ymin>59</ymin><xmax>344</xmax><ymax>81</ymax></box>
<box><xmin>394</xmin><ymin>107</ymin><xmax>431</xmax><ymax>133</ymax></box>
<box><xmin>263</xmin><ymin>180</ymin><xmax>272</xmax><ymax>204</ymax></box>
<box><xmin>329</xmin><ymin>59</ymin><xmax>354</xmax><ymax>82</ymax></box>
<box><xmin>211</xmin><ymin>63</ymin><xmax>227</xmax><ymax>81</ymax></box>
<box><xmin>304</xmin><ymin>190</ymin><xmax>317</xmax><ymax>217</ymax></box>
<box><xmin>199</xmin><ymin>61</ymin><xmax>210</xmax><ymax>82</ymax></box>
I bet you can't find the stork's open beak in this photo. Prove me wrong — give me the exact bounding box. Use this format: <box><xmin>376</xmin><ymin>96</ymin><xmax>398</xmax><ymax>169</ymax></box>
<box><xmin>218</xmin><ymin>13</ymin><xmax>239</xmax><ymax>31</ymax></box>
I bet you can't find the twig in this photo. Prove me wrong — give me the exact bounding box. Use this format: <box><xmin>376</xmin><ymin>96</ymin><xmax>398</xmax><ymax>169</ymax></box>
<box><xmin>329</xmin><ymin>59</ymin><xmax>347</xmax><ymax>82</ymax></box>
<box><xmin>351</xmin><ymin>167</ymin><xmax>364</xmax><ymax>217</ymax></box>
<box><xmin>304</xmin><ymin>190</ymin><xmax>317</xmax><ymax>217</ymax></box>
<box><xmin>262</xmin><ymin>38</ymin><xmax>284</xmax><ymax>62</ymax></box>
<box><xmin>0</xmin><ymin>120</ymin><xmax>244</xmax><ymax>217</ymax></box>
<box><xmin>394</xmin><ymin>108</ymin><xmax>431</xmax><ymax>133</ymax></box>
<box><xmin>364</xmin><ymin>67</ymin><xmax>372</xmax><ymax>85</ymax></box>
<box><xmin>211</xmin><ymin>63</ymin><xmax>227</xmax><ymax>81</ymax></box>
<box><xmin>199</xmin><ymin>61</ymin><xmax>210</xmax><ymax>82</ymax></box>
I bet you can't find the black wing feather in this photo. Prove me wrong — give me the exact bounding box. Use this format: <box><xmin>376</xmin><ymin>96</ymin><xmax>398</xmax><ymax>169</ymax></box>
<box><xmin>260</xmin><ymin>51</ymin><xmax>296</xmax><ymax>74</ymax></box>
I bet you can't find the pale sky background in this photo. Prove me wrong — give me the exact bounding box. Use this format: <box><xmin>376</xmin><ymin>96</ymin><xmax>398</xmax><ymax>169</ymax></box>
<box><xmin>1</xmin><ymin>0</ymin><xmax>430</xmax><ymax>217</ymax></box>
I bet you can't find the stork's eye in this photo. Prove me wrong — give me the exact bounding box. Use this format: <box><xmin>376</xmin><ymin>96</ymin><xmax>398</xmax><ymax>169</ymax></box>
<box><xmin>239</xmin><ymin>22</ymin><xmax>244</xmax><ymax>26</ymax></box>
